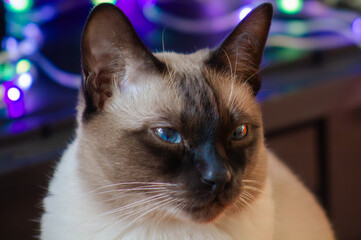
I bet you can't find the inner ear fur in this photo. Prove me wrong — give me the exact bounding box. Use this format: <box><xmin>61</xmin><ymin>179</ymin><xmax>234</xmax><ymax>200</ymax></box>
<box><xmin>81</xmin><ymin>3</ymin><xmax>163</xmax><ymax>118</ymax></box>
<box><xmin>207</xmin><ymin>3</ymin><xmax>273</xmax><ymax>94</ymax></box>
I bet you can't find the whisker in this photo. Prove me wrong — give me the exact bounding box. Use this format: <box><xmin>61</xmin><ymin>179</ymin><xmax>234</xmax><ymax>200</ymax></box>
<box><xmin>239</xmin><ymin>197</ymin><xmax>255</xmax><ymax>211</ymax></box>
<box><xmin>231</xmin><ymin>199</ymin><xmax>244</xmax><ymax>213</ymax></box>
<box><xmin>242</xmin><ymin>191</ymin><xmax>255</xmax><ymax>203</ymax></box>
<box><xmin>104</xmin><ymin>194</ymin><xmax>171</xmax><ymax>217</ymax></box>
<box><xmin>105</xmin><ymin>189</ymin><xmax>178</xmax><ymax>203</ymax></box>
<box><xmin>95</xmin><ymin>187</ymin><xmax>175</xmax><ymax>196</ymax></box>
<box><xmin>220</xmin><ymin>47</ymin><xmax>233</xmax><ymax>77</ymax></box>
<box><xmin>242</xmin><ymin>185</ymin><xmax>263</xmax><ymax>193</ymax></box>
<box><xmin>234</xmin><ymin>47</ymin><xmax>239</xmax><ymax>77</ymax></box>
<box><xmin>110</xmin><ymin>197</ymin><xmax>177</xmax><ymax>229</ymax></box>
<box><xmin>227</xmin><ymin>47</ymin><xmax>239</xmax><ymax>106</ymax></box>
<box><xmin>88</xmin><ymin>195</ymin><xmax>174</xmax><ymax>234</ymax></box>
<box><xmin>157</xmin><ymin>200</ymin><xmax>184</xmax><ymax>227</ymax></box>
<box><xmin>161</xmin><ymin>27</ymin><xmax>174</xmax><ymax>83</ymax></box>
<box><xmin>89</xmin><ymin>182</ymin><xmax>177</xmax><ymax>194</ymax></box>
<box><xmin>79</xmin><ymin>193</ymin><xmax>171</xmax><ymax>229</ymax></box>
<box><xmin>242</xmin><ymin>179</ymin><xmax>262</xmax><ymax>183</ymax></box>
<box><xmin>227</xmin><ymin>78</ymin><xmax>235</xmax><ymax>106</ymax></box>
<box><xmin>127</xmin><ymin>198</ymin><xmax>179</xmax><ymax>226</ymax></box>
<box><xmin>241</xmin><ymin>62</ymin><xmax>272</xmax><ymax>88</ymax></box>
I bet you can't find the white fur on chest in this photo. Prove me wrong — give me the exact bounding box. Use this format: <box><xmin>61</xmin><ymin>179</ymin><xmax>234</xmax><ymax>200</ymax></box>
<box><xmin>41</xmin><ymin>141</ymin><xmax>274</xmax><ymax>240</ymax></box>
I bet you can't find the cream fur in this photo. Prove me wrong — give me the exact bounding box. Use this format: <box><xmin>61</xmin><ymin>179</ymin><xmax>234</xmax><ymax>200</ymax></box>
<box><xmin>41</xmin><ymin>141</ymin><xmax>334</xmax><ymax>240</ymax></box>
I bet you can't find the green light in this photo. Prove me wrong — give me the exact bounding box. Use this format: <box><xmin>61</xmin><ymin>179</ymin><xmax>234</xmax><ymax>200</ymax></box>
<box><xmin>7</xmin><ymin>0</ymin><xmax>34</xmax><ymax>12</ymax></box>
<box><xmin>0</xmin><ymin>64</ymin><xmax>16</xmax><ymax>81</ymax></box>
<box><xmin>287</xmin><ymin>21</ymin><xmax>308</xmax><ymax>36</ymax></box>
<box><xmin>277</xmin><ymin>0</ymin><xmax>303</xmax><ymax>14</ymax></box>
<box><xmin>16</xmin><ymin>59</ymin><xmax>32</xmax><ymax>74</ymax></box>
<box><xmin>91</xmin><ymin>0</ymin><xmax>117</xmax><ymax>6</ymax></box>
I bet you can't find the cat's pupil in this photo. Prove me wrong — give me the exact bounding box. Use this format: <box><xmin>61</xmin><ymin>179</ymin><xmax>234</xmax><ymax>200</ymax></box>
<box><xmin>231</xmin><ymin>124</ymin><xmax>248</xmax><ymax>140</ymax></box>
<box><xmin>154</xmin><ymin>127</ymin><xmax>182</xmax><ymax>144</ymax></box>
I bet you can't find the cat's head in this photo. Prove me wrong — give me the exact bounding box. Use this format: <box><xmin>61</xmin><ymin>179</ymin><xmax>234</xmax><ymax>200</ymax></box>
<box><xmin>76</xmin><ymin>3</ymin><xmax>273</xmax><ymax>223</ymax></box>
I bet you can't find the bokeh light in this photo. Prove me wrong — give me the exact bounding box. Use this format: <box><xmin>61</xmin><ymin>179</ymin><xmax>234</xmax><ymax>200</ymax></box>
<box><xmin>351</xmin><ymin>17</ymin><xmax>361</xmax><ymax>37</ymax></box>
<box><xmin>287</xmin><ymin>21</ymin><xmax>308</xmax><ymax>36</ymax></box>
<box><xmin>277</xmin><ymin>0</ymin><xmax>303</xmax><ymax>14</ymax></box>
<box><xmin>0</xmin><ymin>85</ymin><xmax>4</xmax><ymax>100</ymax></box>
<box><xmin>4</xmin><ymin>37</ymin><xmax>18</xmax><ymax>52</ymax></box>
<box><xmin>91</xmin><ymin>0</ymin><xmax>117</xmax><ymax>6</ymax></box>
<box><xmin>7</xmin><ymin>87</ymin><xmax>22</xmax><ymax>102</ymax></box>
<box><xmin>16</xmin><ymin>59</ymin><xmax>32</xmax><ymax>74</ymax></box>
<box><xmin>17</xmin><ymin>73</ymin><xmax>33</xmax><ymax>90</ymax></box>
<box><xmin>7</xmin><ymin>0</ymin><xmax>34</xmax><ymax>12</ymax></box>
<box><xmin>239</xmin><ymin>6</ymin><xmax>253</xmax><ymax>21</ymax></box>
<box><xmin>0</xmin><ymin>63</ymin><xmax>16</xmax><ymax>80</ymax></box>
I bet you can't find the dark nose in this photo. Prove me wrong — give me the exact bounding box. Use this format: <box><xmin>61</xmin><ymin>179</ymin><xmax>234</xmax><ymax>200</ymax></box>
<box><xmin>195</xmin><ymin>144</ymin><xmax>231</xmax><ymax>193</ymax></box>
<box><xmin>201</xmin><ymin>167</ymin><xmax>231</xmax><ymax>192</ymax></box>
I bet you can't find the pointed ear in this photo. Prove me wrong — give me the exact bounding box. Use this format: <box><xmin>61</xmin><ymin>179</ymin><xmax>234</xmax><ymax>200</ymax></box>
<box><xmin>81</xmin><ymin>3</ymin><xmax>163</xmax><ymax>118</ymax></box>
<box><xmin>208</xmin><ymin>3</ymin><xmax>273</xmax><ymax>94</ymax></box>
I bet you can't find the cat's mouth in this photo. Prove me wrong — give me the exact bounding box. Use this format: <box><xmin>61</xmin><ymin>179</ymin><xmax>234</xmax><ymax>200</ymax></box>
<box><xmin>183</xmin><ymin>195</ymin><xmax>232</xmax><ymax>223</ymax></box>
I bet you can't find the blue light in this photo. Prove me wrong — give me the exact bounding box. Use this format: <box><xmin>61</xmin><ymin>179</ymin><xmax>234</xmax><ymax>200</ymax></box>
<box><xmin>19</xmin><ymin>39</ymin><xmax>38</xmax><ymax>56</ymax></box>
<box><xmin>352</xmin><ymin>17</ymin><xmax>361</xmax><ymax>37</ymax></box>
<box><xmin>17</xmin><ymin>73</ymin><xmax>34</xmax><ymax>90</ymax></box>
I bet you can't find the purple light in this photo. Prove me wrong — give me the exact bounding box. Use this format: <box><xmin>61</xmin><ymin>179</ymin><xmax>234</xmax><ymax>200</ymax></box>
<box><xmin>19</xmin><ymin>39</ymin><xmax>38</xmax><ymax>56</ymax></box>
<box><xmin>352</xmin><ymin>17</ymin><xmax>361</xmax><ymax>37</ymax></box>
<box><xmin>139</xmin><ymin>0</ymin><xmax>157</xmax><ymax>8</ymax></box>
<box><xmin>37</xmin><ymin>5</ymin><xmax>57</xmax><ymax>22</ymax></box>
<box><xmin>7</xmin><ymin>87</ymin><xmax>22</xmax><ymax>102</ymax></box>
<box><xmin>239</xmin><ymin>6</ymin><xmax>253</xmax><ymax>21</ymax></box>
<box><xmin>3</xmin><ymin>82</ymin><xmax>26</xmax><ymax>118</ymax></box>
<box><xmin>5</xmin><ymin>37</ymin><xmax>17</xmax><ymax>51</ymax></box>
<box><xmin>5</xmin><ymin>37</ymin><xmax>19</xmax><ymax>60</ymax></box>
<box><xmin>23</xmin><ymin>23</ymin><xmax>42</xmax><ymax>40</ymax></box>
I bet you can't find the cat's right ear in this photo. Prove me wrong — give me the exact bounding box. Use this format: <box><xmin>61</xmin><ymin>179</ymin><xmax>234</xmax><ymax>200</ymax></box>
<box><xmin>81</xmin><ymin>3</ymin><xmax>163</xmax><ymax>118</ymax></box>
<box><xmin>207</xmin><ymin>3</ymin><xmax>273</xmax><ymax>95</ymax></box>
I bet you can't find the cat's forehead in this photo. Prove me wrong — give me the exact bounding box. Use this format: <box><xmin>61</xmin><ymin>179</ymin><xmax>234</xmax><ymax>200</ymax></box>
<box><xmin>154</xmin><ymin>49</ymin><xmax>209</xmax><ymax>75</ymax></box>
<box><xmin>155</xmin><ymin>50</ymin><xmax>259</xmax><ymax>114</ymax></box>
<box><xmin>154</xmin><ymin>50</ymin><xmax>260</xmax><ymax>118</ymax></box>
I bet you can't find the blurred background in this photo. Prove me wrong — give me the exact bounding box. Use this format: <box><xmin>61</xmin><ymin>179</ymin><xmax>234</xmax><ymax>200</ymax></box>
<box><xmin>0</xmin><ymin>0</ymin><xmax>360</xmax><ymax>239</ymax></box>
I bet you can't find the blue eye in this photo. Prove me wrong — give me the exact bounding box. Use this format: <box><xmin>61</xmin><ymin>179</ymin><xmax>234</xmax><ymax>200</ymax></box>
<box><xmin>153</xmin><ymin>128</ymin><xmax>182</xmax><ymax>144</ymax></box>
<box><xmin>231</xmin><ymin>124</ymin><xmax>248</xmax><ymax>140</ymax></box>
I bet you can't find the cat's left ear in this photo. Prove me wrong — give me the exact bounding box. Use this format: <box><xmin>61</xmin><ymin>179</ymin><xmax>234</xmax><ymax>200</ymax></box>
<box><xmin>208</xmin><ymin>3</ymin><xmax>273</xmax><ymax>94</ymax></box>
<box><xmin>80</xmin><ymin>3</ymin><xmax>163</xmax><ymax>118</ymax></box>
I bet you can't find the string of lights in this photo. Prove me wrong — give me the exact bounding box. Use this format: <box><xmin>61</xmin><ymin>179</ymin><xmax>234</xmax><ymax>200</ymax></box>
<box><xmin>0</xmin><ymin>0</ymin><xmax>360</xmax><ymax>119</ymax></box>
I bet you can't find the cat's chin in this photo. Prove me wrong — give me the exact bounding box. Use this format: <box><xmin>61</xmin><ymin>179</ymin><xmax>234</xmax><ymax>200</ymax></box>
<box><xmin>184</xmin><ymin>201</ymin><xmax>229</xmax><ymax>223</ymax></box>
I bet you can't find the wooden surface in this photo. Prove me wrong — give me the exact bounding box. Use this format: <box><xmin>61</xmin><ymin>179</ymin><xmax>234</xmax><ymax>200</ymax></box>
<box><xmin>266</xmin><ymin>125</ymin><xmax>320</xmax><ymax>194</ymax></box>
<box><xmin>262</xmin><ymin>74</ymin><xmax>361</xmax><ymax>240</ymax></box>
<box><xmin>0</xmin><ymin>160</ymin><xmax>55</xmax><ymax>239</ymax></box>
<box><xmin>328</xmin><ymin>111</ymin><xmax>361</xmax><ymax>240</ymax></box>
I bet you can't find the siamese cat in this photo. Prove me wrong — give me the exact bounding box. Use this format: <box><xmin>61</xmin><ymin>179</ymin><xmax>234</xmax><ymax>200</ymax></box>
<box><xmin>41</xmin><ymin>3</ymin><xmax>335</xmax><ymax>240</ymax></box>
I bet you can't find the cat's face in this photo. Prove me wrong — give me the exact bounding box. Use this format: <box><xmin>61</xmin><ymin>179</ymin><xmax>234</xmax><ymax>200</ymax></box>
<box><xmin>76</xmin><ymin>3</ymin><xmax>272</xmax><ymax>223</ymax></box>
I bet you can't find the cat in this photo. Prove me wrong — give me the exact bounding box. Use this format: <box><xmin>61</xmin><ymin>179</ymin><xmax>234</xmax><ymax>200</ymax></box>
<box><xmin>40</xmin><ymin>3</ymin><xmax>335</xmax><ymax>240</ymax></box>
